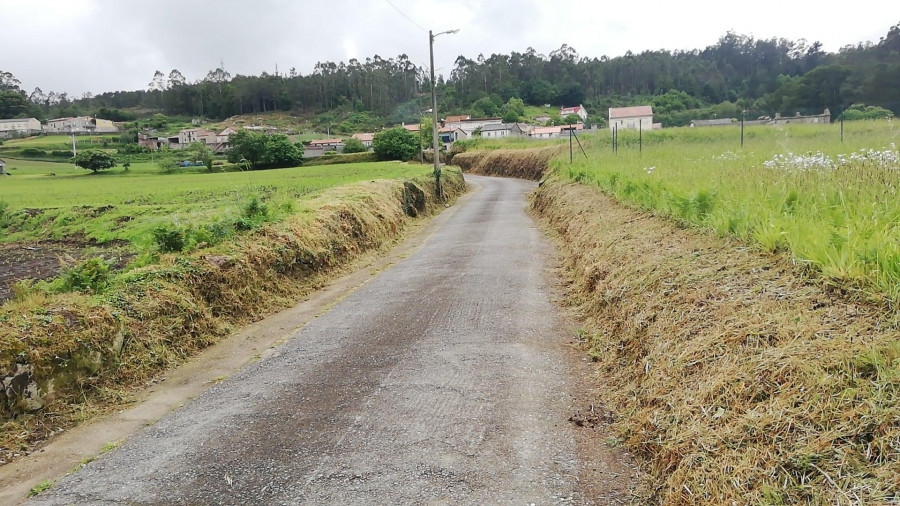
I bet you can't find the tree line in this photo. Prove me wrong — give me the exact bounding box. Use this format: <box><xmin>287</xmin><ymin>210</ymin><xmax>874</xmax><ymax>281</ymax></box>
<box><xmin>1</xmin><ymin>23</ymin><xmax>897</xmax><ymax>128</ymax></box>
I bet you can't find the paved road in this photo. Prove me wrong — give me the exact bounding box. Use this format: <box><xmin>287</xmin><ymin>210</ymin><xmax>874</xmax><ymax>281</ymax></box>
<box><xmin>34</xmin><ymin>176</ymin><xmax>601</xmax><ymax>505</ymax></box>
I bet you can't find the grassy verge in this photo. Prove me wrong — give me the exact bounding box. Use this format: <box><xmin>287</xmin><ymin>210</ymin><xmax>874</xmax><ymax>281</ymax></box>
<box><xmin>533</xmin><ymin>179</ymin><xmax>899</xmax><ymax>504</ymax></box>
<box><xmin>0</xmin><ymin>169</ymin><xmax>466</xmax><ymax>462</ymax></box>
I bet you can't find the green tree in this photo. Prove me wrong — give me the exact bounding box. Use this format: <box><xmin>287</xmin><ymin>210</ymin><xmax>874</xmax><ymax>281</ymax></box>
<box><xmin>500</xmin><ymin>97</ymin><xmax>525</xmax><ymax>123</ymax></box>
<box><xmin>372</xmin><ymin>127</ymin><xmax>419</xmax><ymax>161</ymax></box>
<box><xmin>343</xmin><ymin>137</ymin><xmax>368</xmax><ymax>154</ymax></box>
<box><xmin>261</xmin><ymin>134</ymin><xmax>304</xmax><ymax>168</ymax></box>
<box><xmin>186</xmin><ymin>141</ymin><xmax>215</xmax><ymax>172</ymax></box>
<box><xmin>74</xmin><ymin>150</ymin><xmax>117</xmax><ymax>173</ymax></box>
<box><xmin>227</xmin><ymin>130</ymin><xmax>268</xmax><ymax>167</ymax></box>
<box><xmin>0</xmin><ymin>90</ymin><xmax>29</xmax><ymax>118</ymax></box>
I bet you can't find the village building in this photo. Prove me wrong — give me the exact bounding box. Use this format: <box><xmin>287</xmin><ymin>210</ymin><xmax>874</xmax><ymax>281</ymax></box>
<box><xmin>559</xmin><ymin>105</ymin><xmax>588</xmax><ymax>123</ymax></box>
<box><xmin>0</xmin><ymin>117</ymin><xmax>42</xmax><ymax>138</ymax></box>
<box><xmin>771</xmin><ymin>109</ymin><xmax>831</xmax><ymax>125</ymax></box>
<box><xmin>609</xmin><ymin>106</ymin><xmax>653</xmax><ymax>131</ymax></box>
<box><xmin>442</xmin><ymin>115</ymin><xmax>471</xmax><ymax>129</ymax></box>
<box><xmin>351</xmin><ymin>132</ymin><xmax>374</xmax><ymax>148</ymax></box>
<box><xmin>0</xmin><ymin>158</ymin><xmax>6</xmax><ymax>175</ymax></box>
<box><xmin>457</xmin><ymin>117</ymin><xmax>502</xmax><ymax>135</ymax></box>
<box><xmin>401</xmin><ymin>123</ymin><xmax>421</xmax><ymax>133</ymax></box>
<box><xmin>480</xmin><ymin>123</ymin><xmax>530</xmax><ymax>139</ymax></box>
<box><xmin>44</xmin><ymin>116</ymin><xmax>118</xmax><ymax>134</ymax></box>
<box><xmin>438</xmin><ymin>127</ymin><xmax>470</xmax><ymax>147</ymax></box>
<box><xmin>530</xmin><ymin>126</ymin><xmax>562</xmax><ymax>139</ymax></box>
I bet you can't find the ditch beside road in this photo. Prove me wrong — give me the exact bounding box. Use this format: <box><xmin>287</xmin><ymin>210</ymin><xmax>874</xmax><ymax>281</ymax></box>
<box><xmin>29</xmin><ymin>175</ymin><xmax>637</xmax><ymax>504</ymax></box>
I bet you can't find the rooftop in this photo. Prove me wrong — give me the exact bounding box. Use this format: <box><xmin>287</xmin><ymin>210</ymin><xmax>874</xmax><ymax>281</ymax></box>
<box><xmin>609</xmin><ymin>106</ymin><xmax>653</xmax><ymax>119</ymax></box>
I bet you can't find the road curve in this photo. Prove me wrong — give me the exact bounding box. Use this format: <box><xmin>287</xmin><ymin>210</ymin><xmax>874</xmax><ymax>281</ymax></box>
<box><xmin>33</xmin><ymin>175</ymin><xmax>599</xmax><ymax>505</ymax></box>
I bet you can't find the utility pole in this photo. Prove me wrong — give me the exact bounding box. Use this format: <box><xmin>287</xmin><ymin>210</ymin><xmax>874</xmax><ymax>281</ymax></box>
<box><xmin>741</xmin><ymin>110</ymin><xmax>745</xmax><ymax>147</ymax></box>
<box><xmin>429</xmin><ymin>28</ymin><xmax>459</xmax><ymax>200</ymax></box>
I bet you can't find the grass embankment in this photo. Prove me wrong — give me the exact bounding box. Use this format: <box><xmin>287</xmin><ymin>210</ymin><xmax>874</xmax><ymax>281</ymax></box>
<box><xmin>450</xmin><ymin>123</ymin><xmax>900</xmax><ymax>503</ymax></box>
<box><xmin>452</xmin><ymin>146</ymin><xmax>561</xmax><ymax>180</ymax></box>
<box><xmin>0</xmin><ymin>167</ymin><xmax>465</xmax><ymax>462</ymax></box>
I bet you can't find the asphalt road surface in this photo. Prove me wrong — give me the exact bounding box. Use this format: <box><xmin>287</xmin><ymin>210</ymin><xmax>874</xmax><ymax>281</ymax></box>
<box><xmin>33</xmin><ymin>175</ymin><xmax>617</xmax><ymax>505</ymax></box>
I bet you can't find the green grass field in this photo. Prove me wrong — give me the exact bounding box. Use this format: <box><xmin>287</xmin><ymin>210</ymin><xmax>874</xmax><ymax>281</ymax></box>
<box><xmin>1</xmin><ymin>134</ymin><xmax>121</xmax><ymax>149</ymax></box>
<box><xmin>558</xmin><ymin>120</ymin><xmax>900</xmax><ymax>300</ymax></box>
<box><xmin>0</xmin><ymin>159</ymin><xmax>431</xmax><ymax>251</ymax></box>
<box><xmin>523</xmin><ymin>105</ymin><xmax>560</xmax><ymax>120</ymax></box>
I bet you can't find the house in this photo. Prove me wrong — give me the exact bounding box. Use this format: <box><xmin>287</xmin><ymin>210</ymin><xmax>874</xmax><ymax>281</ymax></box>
<box><xmin>177</xmin><ymin>128</ymin><xmax>215</xmax><ymax>146</ymax></box>
<box><xmin>559</xmin><ymin>105</ymin><xmax>588</xmax><ymax>123</ymax></box>
<box><xmin>0</xmin><ymin>118</ymin><xmax>42</xmax><ymax>138</ymax></box>
<box><xmin>401</xmin><ymin>123</ymin><xmax>421</xmax><ymax>133</ymax></box>
<box><xmin>44</xmin><ymin>116</ymin><xmax>118</xmax><ymax>134</ymax></box>
<box><xmin>609</xmin><ymin>106</ymin><xmax>653</xmax><ymax>131</ymax></box>
<box><xmin>530</xmin><ymin>126</ymin><xmax>562</xmax><ymax>139</ymax></box>
<box><xmin>438</xmin><ymin>127</ymin><xmax>470</xmax><ymax>147</ymax></box>
<box><xmin>351</xmin><ymin>132</ymin><xmax>374</xmax><ymax>148</ymax></box>
<box><xmin>770</xmin><ymin>109</ymin><xmax>831</xmax><ymax>125</ymax></box>
<box><xmin>308</xmin><ymin>139</ymin><xmax>344</xmax><ymax>150</ymax></box>
<box><xmin>0</xmin><ymin>158</ymin><xmax>6</xmax><ymax>175</ymax></box>
<box><xmin>443</xmin><ymin>115</ymin><xmax>471</xmax><ymax>129</ymax></box>
<box><xmin>457</xmin><ymin>117</ymin><xmax>502</xmax><ymax>135</ymax></box>
<box><xmin>480</xmin><ymin>123</ymin><xmax>530</xmax><ymax>139</ymax></box>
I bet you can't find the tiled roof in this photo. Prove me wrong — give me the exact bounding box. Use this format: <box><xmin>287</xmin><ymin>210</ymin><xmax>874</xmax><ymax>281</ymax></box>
<box><xmin>609</xmin><ymin>106</ymin><xmax>653</xmax><ymax>119</ymax></box>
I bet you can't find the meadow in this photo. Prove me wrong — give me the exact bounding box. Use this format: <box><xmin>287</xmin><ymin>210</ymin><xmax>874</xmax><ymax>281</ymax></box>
<box><xmin>0</xmin><ymin>158</ymin><xmax>431</xmax><ymax>250</ymax></box>
<box><xmin>560</xmin><ymin>120</ymin><xmax>900</xmax><ymax>302</ymax></box>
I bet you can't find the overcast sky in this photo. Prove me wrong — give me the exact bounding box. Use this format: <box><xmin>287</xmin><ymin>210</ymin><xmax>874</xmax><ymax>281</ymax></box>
<box><xmin>1</xmin><ymin>0</ymin><xmax>895</xmax><ymax>96</ymax></box>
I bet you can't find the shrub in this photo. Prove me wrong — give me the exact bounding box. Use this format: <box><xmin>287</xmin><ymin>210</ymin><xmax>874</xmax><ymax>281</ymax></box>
<box><xmin>243</xmin><ymin>195</ymin><xmax>269</xmax><ymax>219</ymax></box>
<box><xmin>342</xmin><ymin>137</ymin><xmax>368</xmax><ymax>154</ymax></box>
<box><xmin>50</xmin><ymin>150</ymin><xmax>73</xmax><ymax>158</ymax></box>
<box><xmin>21</xmin><ymin>147</ymin><xmax>47</xmax><ymax>157</ymax></box>
<box><xmin>372</xmin><ymin>127</ymin><xmax>419</xmax><ymax>161</ymax></box>
<box><xmin>152</xmin><ymin>224</ymin><xmax>186</xmax><ymax>252</ymax></box>
<box><xmin>58</xmin><ymin>258</ymin><xmax>111</xmax><ymax>293</ymax></box>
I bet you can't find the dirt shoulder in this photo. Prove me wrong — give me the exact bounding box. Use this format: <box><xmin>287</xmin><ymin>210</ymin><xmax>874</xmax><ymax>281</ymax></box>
<box><xmin>0</xmin><ymin>179</ymin><xmax>473</xmax><ymax>504</ymax></box>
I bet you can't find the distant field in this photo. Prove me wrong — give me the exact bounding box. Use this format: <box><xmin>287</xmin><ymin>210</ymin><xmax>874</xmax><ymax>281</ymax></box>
<box><xmin>2</xmin><ymin>134</ymin><xmax>120</xmax><ymax>149</ymax></box>
<box><xmin>0</xmin><ymin>160</ymin><xmax>431</xmax><ymax>249</ymax></box>
<box><xmin>523</xmin><ymin>105</ymin><xmax>560</xmax><ymax>119</ymax></box>
<box><xmin>560</xmin><ymin>120</ymin><xmax>900</xmax><ymax>299</ymax></box>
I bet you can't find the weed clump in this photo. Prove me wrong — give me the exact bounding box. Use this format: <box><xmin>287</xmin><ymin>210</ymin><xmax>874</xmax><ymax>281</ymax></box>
<box><xmin>57</xmin><ymin>258</ymin><xmax>112</xmax><ymax>294</ymax></box>
<box><xmin>152</xmin><ymin>224</ymin><xmax>186</xmax><ymax>253</ymax></box>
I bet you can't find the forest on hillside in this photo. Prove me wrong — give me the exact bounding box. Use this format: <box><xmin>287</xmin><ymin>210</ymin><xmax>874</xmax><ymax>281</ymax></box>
<box><xmin>1</xmin><ymin>22</ymin><xmax>898</xmax><ymax>128</ymax></box>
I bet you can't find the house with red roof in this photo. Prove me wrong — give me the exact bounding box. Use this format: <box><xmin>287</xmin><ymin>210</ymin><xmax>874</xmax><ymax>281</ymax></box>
<box><xmin>351</xmin><ymin>132</ymin><xmax>374</xmax><ymax>148</ymax></box>
<box><xmin>559</xmin><ymin>105</ymin><xmax>588</xmax><ymax>123</ymax></box>
<box><xmin>609</xmin><ymin>106</ymin><xmax>653</xmax><ymax>131</ymax></box>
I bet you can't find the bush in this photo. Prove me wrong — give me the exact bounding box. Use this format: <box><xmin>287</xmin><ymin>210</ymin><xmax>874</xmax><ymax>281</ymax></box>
<box><xmin>372</xmin><ymin>127</ymin><xmax>419</xmax><ymax>161</ymax></box>
<box><xmin>50</xmin><ymin>150</ymin><xmax>73</xmax><ymax>158</ymax></box>
<box><xmin>303</xmin><ymin>152</ymin><xmax>377</xmax><ymax>167</ymax></box>
<box><xmin>342</xmin><ymin>137</ymin><xmax>368</xmax><ymax>154</ymax></box>
<box><xmin>21</xmin><ymin>147</ymin><xmax>47</xmax><ymax>157</ymax></box>
<box><xmin>58</xmin><ymin>258</ymin><xmax>111</xmax><ymax>293</ymax></box>
<box><xmin>152</xmin><ymin>224</ymin><xmax>186</xmax><ymax>253</ymax></box>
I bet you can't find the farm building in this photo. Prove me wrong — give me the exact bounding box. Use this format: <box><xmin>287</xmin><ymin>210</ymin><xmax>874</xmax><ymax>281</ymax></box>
<box><xmin>609</xmin><ymin>106</ymin><xmax>653</xmax><ymax>131</ymax></box>
<box><xmin>530</xmin><ymin>126</ymin><xmax>562</xmax><ymax>139</ymax></box>
<box><xmin>457</xmin><ymin>117</ymin><xmax>502</xmax><ymax>135</ymax></box>
<box><xmin>559</xmin><ymin>105</ymin><xmax>588</xmax><ymax>122</ymax></box>
<box><xmin>771</xmin><ymin>109</ymin><xmax>831</xmax><ymax>125</ymax></box>
<box><xmin>439</xmin><ymin>127</ymin><xmax>470</xmax><ymax>148</ymax></box>
<box><xmin>44</xmin><ymin>116</ymin><xmax>118</xmax><ymax>134</ymax></box>
<box><xmin>351</xmin><ymin>132</ymin><xmax>374</xmax><ymax>148</ymax></box>
<box><xmin>443</xmin><ymin>115</ymin><xmax>471</xmax><ymax>129</ymax></box>
<box><xmin>0</xmin><ymin>117</ymin><xmax>42</xmax><ymax>138</ymax></box>
<box><xmin>480</xmin><ymin>123</ymin><xmax>529</xmax><ymax>139</ymax></box>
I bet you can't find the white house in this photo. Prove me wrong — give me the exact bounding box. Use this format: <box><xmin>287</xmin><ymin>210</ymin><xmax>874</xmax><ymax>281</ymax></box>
<box><xmin>44</xmin><ymin>116</ymin><xmax>118</xmax><ymax>134</ymax></box>
<box><xmin>530</xmin><ymin>126</ymin><xmax>562</xmax><ymax>139</ymax></box>
<box><xmin>351</xmin><ymin>132</ymin><xmax>374</xmax><ymax>148</ymax></box>
<box><xmin>0</xmin><ymin>118</ymin><xmax>42</xmax><ymax>137</ymax></box>
<box><xmin>560</xmin><ymin>105</ymin><xmax>588</xmax><ymax>123</ymax></box>
<box><xmin>609</xmin><ymin>106</ymin><xmax>653</xmax><ymax>131</ymax></box>
<box><xmin>480</xmin><ymin>123</ymin><xmax>529</xmax><ymax>139</ymax></box>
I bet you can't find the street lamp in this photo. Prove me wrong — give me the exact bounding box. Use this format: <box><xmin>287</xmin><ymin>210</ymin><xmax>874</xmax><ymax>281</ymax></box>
<box><xmin>429</xmin><ymin>28</ymin><xmax>459</xmax><ymax>199</ymax></box>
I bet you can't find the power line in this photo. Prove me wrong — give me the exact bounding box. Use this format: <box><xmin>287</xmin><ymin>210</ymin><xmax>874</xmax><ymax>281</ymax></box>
<box><xmin>383</xmin><ymin>0</ymin><xmax>427</xmax><ymax>33</ymax></box>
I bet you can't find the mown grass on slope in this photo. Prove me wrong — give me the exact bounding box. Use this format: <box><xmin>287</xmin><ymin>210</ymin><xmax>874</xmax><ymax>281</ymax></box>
<box><xmin>0</xmin><ymin>169</ymin><xmax>465</xmax><ymax>462</ymax></box>
<box><xmin>533</xmin><ymin>180</ymin><xmax>900</xmax><ymax>504</ymax></box>
<box><xmin>559</xmin><ymin>121</ymin><xmax>900</xmax><ymax>304</ymax></box>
